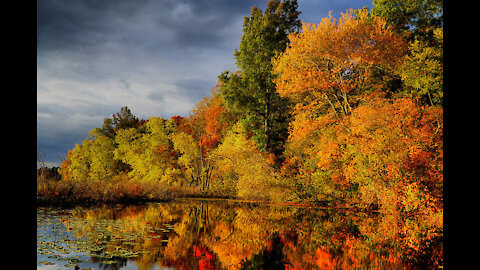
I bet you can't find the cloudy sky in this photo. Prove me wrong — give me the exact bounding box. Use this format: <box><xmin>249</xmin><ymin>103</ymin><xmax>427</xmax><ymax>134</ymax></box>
<box><xmin>37</xmin><ymin>0</ymin><xmax>372</xmax><ymax>167</ymax></box>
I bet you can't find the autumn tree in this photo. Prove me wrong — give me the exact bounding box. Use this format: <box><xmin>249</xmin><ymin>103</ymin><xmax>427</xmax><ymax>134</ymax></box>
<box><xmin>60</xmin><ymin>132</ymin><xmax>117</xmax><ymax>182</ymax></box>
<box><xmin>273</xmin><ymin>9</ymin><xmax>408</xmax><ymax>119</ymax></box>
<box><xmin>188</xmin><ymin>86</ymin><xmax>234</xmax><ymax>153</ymax></box>
<box><xmin>171</xmin><ymin>131</ymin><xmax>210</xmax><ymax>189</ymax></box>
<box><xmin>272</xmin><ymin>9</ymin><xmax>443</xmax><ymax>212</ymax></box>
<box><xmin>272</xmin><ymin>9</ymin><xmax>407</xmax><ymax>201</ymax></box>
<box><xmin>114</xmin><ymin>117</ymin><xmax>181</xmax><ymax>184</ymax></box>
<box><xmin>219</xmin><ymin>0</ymin><xmax>301</xmax><ymax>158</ymax></box>
<box><xmin>59</xmin><ymin>132</ymin><xmax>117</xmax><ymax>182</ymax></box>
<box><xmin>210</xmin><ymin>123</ymin><xmax>280</xmax><ymax>200</ymax></box>
<box><xmin>59</xmin><ymin>141</ymin><xmax>91</xmax><ymax>182</ymax></box>
<box><xmin>171</xmin><ymin>87</ymin><xmax>236</xmax><ymax>191</ymax></box>
<box><xmin>86</xmin><ymin>128</ymin><xmax>118</xmax><ymax>181</ymax></box>
<box><xmin>397</xmin><ymin>27</ymin><xmax>443</xmax><ymax>106</ymax></box>
<box><xmin>340</xmin><ymin>97</ymin><xmax>443</xmax><ymax>213</ymax></box>
<box><xmin>59</xmin><ymin>106</ymin><xmax>145</xmax><ymax>182</ymax></box>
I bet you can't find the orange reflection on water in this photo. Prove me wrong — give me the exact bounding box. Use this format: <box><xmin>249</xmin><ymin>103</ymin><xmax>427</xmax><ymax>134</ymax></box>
<box><xmin>61</xmin><ymin>199</ymin><xmax>442</xmax><ymax>269</ymax></box>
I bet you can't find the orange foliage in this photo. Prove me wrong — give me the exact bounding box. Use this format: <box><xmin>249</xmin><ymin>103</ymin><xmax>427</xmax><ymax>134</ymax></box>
<box><xmin>273</xmin><ymin>9</ymin><xmax>440</xmax><ymax>210</ymax></box>
<box><xmin>186</xmin><ymin>86</ymin><xmax>232</xmax><ymax>157</ymax></box>
<box><xmin>344</xmin><ymin>97</ymin><xmax>442</xmax><ymax>207</ymax></box>
<box><xmin>202</xmin><ymin>96</ymin><xmax>227</xmax><ymax>152</ymax></box>
<box><xmin>59</xmin><ymin>150</ymin><xmax>73</xmax><ymax>181</ymax></box>
<box><xmin>281</xmin><ymin>90</ymin><xmax>442</xmax><ymax>210</ymax></box>
<box><xmin>273</xmin><ymin>9</ymin><xmax>407</xmax><ymax>110</ymax></box>
<box><xmin>171</xmin><ymin>115</ymin><xmax>192</xmax><ymax>135</ymax></box>
<box><xmin>273</xmin><ymin>9</ymin><xmax>429</xmax><ymax>207</ymax></box>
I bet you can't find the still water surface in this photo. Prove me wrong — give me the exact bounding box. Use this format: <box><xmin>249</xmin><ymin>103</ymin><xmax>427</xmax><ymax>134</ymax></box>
<box><xmin>37</xmin><ymin>199</ymin><xmax>442</xmax><ymax>269</ymax></box>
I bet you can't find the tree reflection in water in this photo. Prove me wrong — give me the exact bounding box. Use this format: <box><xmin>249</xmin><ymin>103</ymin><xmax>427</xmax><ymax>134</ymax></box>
<box><xmin>61</xmin><ymin>199</ymin><xmax>442</xmax><ymax>269</ymax></box>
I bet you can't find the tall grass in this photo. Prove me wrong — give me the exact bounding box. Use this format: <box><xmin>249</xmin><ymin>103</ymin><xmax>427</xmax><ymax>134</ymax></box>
<box><xmin>36</xmin><ymin>176</ymin><xmax>228</xmax><ymax>207</ymax></box>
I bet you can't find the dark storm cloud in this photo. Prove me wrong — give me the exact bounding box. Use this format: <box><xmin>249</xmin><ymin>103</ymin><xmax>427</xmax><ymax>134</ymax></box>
<box><xmin>157</xmin><ymin>0</ymin><xmax>268</xmax><ymax>49</ymax></box>
<box><xmin>37</xmin><ymin>0</ymin><xmax>265</xmax><ymax>54</ymax></box>
<box><xmin>37</xmin><ymin>0</ymin><xmax>148</xmax><ymax>51</ymax></box>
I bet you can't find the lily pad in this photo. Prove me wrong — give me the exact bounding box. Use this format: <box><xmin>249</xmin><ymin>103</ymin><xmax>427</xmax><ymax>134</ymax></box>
<box><xmin>39</xmin><ymin>261</ymin><xmax>55</xmax><ymax>265</ymax></box>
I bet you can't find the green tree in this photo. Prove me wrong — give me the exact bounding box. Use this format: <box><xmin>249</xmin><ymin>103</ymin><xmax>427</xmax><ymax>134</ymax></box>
<box><xmin>98</xmin><ymin>106</ymin><xmax>140</xmax><ymax>138</ymax></box>
<box><xmin>371</xmin><ymin>0</ymin><xmax>443</xmax><ymax>42</ymax></box>
<box><xmin>219</xmin><ymin>0</ymin><xmax>301</xmax><ymax>159</ymax></box>
<box><xmin>371</xmin><ymin>0</ymin><xmax>443</xmax><ymax>106</ymax></box>
<box><xmin>397</xmin><ymin>28</ymin><xmax>443</xmax><ymax>106</ymax></box>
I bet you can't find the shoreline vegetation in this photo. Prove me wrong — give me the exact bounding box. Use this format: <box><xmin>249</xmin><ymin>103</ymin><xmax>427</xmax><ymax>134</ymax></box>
<box><xmin>36</xmin><ymin>175</ymin><xmax>233</xmax><ymax>208</ymax></box>
<box><xmin>35</xmin><ymin>182</ymin><xmax>352</xmax><ymax>210</ymax></box>
<box><xmin>36</xmin><ymin>164</ymin><xmax>247</xmax><ymax>207</ymax></box>
<box><xmin>37</xmin><ymin>0</ymin><xmax>443</xmax><ymax>234</ymax></box>
<box><xmin>36</xmin><ymin>174</ymin><xmax>347</xmax><ymax>209</ymax></box>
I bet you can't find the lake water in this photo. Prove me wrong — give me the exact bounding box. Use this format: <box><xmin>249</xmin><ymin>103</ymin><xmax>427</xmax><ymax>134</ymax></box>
<box><xmin>37</xmin><ymin>198</ymin><xmax>442</xmax><ymax>269</ymax></box>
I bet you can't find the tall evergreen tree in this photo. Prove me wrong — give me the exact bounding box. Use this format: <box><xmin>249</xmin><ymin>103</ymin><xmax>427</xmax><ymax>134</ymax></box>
<box><xmin>219</xmin><ymin>0</ymin><xmax>301</xmax><ymax>159</ymax></box>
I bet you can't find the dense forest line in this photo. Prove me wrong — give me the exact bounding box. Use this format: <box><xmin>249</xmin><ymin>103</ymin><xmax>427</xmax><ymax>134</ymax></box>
<box><xmin>38</xmin><ymin>0</ymin><xmax>443</xmax><ymax>221</ymax></box>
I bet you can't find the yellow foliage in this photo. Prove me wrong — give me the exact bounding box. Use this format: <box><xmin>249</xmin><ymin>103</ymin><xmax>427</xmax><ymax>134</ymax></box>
<box><xmin>114</xmin><ymin>117</ymin><xmax>179</xmax><ymax>184</ymax></box>
<box><xmin>210</xmin><ymin>123</ymin><xmax>277</xmax><ymax>200</ymax></box>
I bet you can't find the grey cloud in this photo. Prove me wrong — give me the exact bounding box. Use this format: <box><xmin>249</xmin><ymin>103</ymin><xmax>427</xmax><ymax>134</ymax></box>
<box><xmin>37</xmin><ymin>0</ymin><xmax>254</xmax><ymax>95</ymax></box>
<box><xmin>118</xmin><ymin>79</ymin><xmax>131</xmax><ymax>92</ymax></box>
<box><xmin>37</xmin><ymin>0</ymin><xmax>370</xmax><ymax>57</ymax></box>
<box><xmin>37</xmin><ymin>101</ymin><xmax>129</xmax><ymax>165</ymax></box>
<box><xmin>37</xmin><ymin>0</ymin><xmax>264</xmax><ymax>55</ymax></box>
<box><xmin>147</xmin><ymin>78</ymin><xmax>213</xmax><ymax>105</ymax></box>
<box><xmin>147</xmin><ymin>91</ymin><xmax>166</xmax><ymax>103</ymax></box>
<box><xmin>37</xmin><ymin>0</ymin><xmax>148</xmax><ymax>51</ymax></box>
<box><xmin>174</xmin><ymin>78</ymin><xmax>214</xmax><ymax>102</ymax></box>
<box><xmin>162</xmin><ymin>0</ymin><xmax>268</xmax><ymax>49</ymax></box>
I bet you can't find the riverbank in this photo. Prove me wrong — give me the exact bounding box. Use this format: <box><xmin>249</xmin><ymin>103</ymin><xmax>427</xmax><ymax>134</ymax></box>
<box><xmin>36</xmin><ymin>178</ymin><xmax>232</xmax><ymax>208</ymax></box>
<box><xmin>36</xmin><ymin>178</ymin><xmax>362</xmax><ymax>212</ymax></box>
<box><xmin>36</xmin><ymin>177</ymin><xmax>340</xmax><ymax>209</ymax></box>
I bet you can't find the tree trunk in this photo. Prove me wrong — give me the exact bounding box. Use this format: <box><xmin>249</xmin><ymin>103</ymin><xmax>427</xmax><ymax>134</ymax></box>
<box><xmin>265</xmin><ymin>92</ymin><xmax>271</xmax><ymax>151</ymax></box>
<box><xmin>199</xmin><ymin>136</ymin><xmax>205</xmax><ymax>191</ymax></box>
